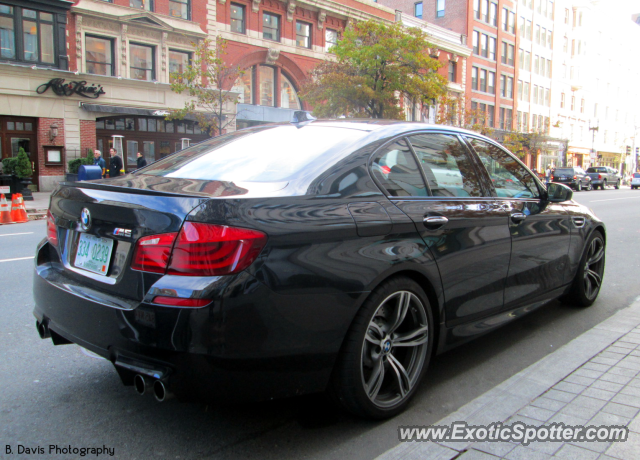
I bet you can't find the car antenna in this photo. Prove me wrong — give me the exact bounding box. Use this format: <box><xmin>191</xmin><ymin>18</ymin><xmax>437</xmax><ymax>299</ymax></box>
<box><xmin>291</xmin><ymin>111</ymin><xmax>317</xmax><ymax>126</ymax></box>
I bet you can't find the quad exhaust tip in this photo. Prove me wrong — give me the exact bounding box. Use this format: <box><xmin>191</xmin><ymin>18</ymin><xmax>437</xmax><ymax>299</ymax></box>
<box><xmin>134</xmin><ymin>374</ymin><xmax>152</xmax><ymax>396</ymax></box>
<box><xmin>153</xmin><ymin>379</ymin><xmax>174</xmax><ymax>402</ymax></box>
<box><xmin>133</xmin><ymin>374</ymin><xmax>174</xmax><ymax>402</ymax></box>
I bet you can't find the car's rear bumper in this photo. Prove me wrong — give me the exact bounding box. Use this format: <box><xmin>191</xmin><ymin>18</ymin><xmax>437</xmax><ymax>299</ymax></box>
<box><xmin>32</xmin><ymin>241</ymin><xmax>352</xmax><ymax>403</ymax></box>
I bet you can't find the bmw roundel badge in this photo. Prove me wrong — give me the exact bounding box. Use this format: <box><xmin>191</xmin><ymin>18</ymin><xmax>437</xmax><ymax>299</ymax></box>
<box><xmin>80</xmin><ymin>208</ymin><xmax>92</xmax><ymax>232</ymax></box>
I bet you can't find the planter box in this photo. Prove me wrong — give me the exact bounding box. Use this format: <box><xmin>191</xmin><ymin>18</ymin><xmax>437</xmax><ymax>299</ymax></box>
<box><xmin>0</xmin><ymin>174</ymin><xmax>24</xmax><ymax>196</ymax></box>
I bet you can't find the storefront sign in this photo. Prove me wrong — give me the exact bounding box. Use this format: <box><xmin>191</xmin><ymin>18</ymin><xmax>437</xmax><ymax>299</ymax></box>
<box><xmin>36</xmin><ymin>78</ymin><xmax>106</xmax><ymax>99</ymax></box>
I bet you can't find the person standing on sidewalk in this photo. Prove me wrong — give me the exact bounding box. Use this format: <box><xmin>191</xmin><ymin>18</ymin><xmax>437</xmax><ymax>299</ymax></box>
<box><xmin>136</xmin><ymin>152</ymin><xmax>147</xmax><ymax>169</ymax></box>
<box><xmin>109</xmin><ymin>148</ymin><xmax>124</xmax><ymax>177</ymax></box>
<box><xmin>545</xmin><ymin>165</ymin><xmax>553</xmax><ymax>186</ymax></box>
<box><xmin>93</xmin><ymin>149</ymin><xmax>106</xmax><ymax>178</ymax></box>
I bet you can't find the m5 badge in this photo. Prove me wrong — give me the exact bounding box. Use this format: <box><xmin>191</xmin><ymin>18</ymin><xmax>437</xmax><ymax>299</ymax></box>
<box><xmin>113</xmin><ymin>228</ymin><xmax>132</xmax><ymax>237</ymax></box>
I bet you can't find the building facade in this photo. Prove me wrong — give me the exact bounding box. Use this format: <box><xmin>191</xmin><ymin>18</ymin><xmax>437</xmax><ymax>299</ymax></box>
<box><xmin>0</xmin><ymin>0</ymin><xmax>396</xmax><ymax>191</ymax></box>
<box><xmin>381</xmin><ymin>0</ymin><xmax>518</xmax><ymax>132</ymax></box>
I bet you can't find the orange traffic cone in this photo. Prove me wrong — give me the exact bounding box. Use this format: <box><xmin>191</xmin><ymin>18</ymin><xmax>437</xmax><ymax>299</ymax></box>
<box><xmin>0</xmin><ymin>194</ymin><xmax>13</xmax><ymax>224</ymax></box>
<box><xmin>10</xmin><ymin>193</ymin><xmax>28</xmax><ymax>223</ymax></box>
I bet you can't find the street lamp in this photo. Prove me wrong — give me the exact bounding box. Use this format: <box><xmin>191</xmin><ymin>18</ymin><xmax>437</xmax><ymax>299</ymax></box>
<box><xmin>589</xmin><ymin>120</ymin><xmax>599</xmax><ymax>166</ymax></box>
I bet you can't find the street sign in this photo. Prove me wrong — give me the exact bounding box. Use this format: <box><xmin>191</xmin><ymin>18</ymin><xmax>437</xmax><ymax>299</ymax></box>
<box><xmin>0</xmin><ymin>186</ymin><xmax>9</xmax><ymax>195</ymax></box>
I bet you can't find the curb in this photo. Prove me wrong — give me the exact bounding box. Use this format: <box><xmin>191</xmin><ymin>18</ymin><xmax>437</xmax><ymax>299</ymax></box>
<box><xmin>375</xmin><ymin>298</ymin><xmax>640</xmax><ymax>460</ymax></box>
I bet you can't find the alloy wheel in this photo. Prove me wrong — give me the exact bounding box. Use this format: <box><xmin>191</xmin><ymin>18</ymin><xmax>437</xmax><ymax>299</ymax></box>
<box><xmin>583</xmin><ymin>236</ymin><xmax>605</xmax><ymax>301</ymax></box>
<box><xmin>361</xmin><ymin>291</ymin><xmax>429</xmax><ymax>408</ymax></box>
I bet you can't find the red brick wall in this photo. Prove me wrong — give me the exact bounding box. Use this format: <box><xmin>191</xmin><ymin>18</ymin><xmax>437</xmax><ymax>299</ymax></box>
<box><xmin>37</xmin><ymin>118</ymin><xmax>65</xmax><ymax>177</ymax></box>
<box><xmin>80</xmin><ymin>120</ymin><xmax>97</xmax><ymax>156</ymax></box>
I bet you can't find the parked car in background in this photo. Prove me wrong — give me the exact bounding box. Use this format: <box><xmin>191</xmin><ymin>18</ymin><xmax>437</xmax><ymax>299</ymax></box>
<box><xmin>34</xmin><ymin>120</ymin><xmax>606</xmax><ymax>419</ymax></box>
<box><xmin>631</xmin><ymin>172</ymin><xmax>640</xmax><ymax>190</ymax></box>
<box><xmin>552</xmin><ymin>167</ymin><xmax>593</xmax><ymax>191</ymax></box>
<box><xmin>586</xmin><ymin>166</ymin><xmax>621</xmax><ymax>190</ymax></box>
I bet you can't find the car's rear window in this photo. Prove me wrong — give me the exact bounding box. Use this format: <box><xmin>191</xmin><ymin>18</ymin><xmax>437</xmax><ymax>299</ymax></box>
<box><xmin>634</xmin><ymin>173</ymin><xmax>640</xmax><ymax>178</ymax></box>
<box><xmin>140</xmin><ymin>125</ymin><xmax>368</xmax><ymax>182</ymax></box>
<box><xmin>554</xmin><ymin>168</ymin><xmax>574</xmax><ymax>175</ymax></box>
<box><xmin>586</xmin><ymin>167</ymin><xmax>607</xmax><ymax>173</ymax></box>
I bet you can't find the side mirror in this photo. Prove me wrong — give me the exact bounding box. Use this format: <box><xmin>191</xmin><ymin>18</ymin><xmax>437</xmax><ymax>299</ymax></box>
<box><xmin>546</xmin><ymin>183</ymin><xmax>573</xmax><ymax>202</ymax></box>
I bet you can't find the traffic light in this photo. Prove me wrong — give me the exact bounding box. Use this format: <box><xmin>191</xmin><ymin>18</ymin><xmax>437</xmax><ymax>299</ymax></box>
<box><xmin>626</xmin><ymin>145</ymin><xmax>631</xmax><ymax>155</ymax></box>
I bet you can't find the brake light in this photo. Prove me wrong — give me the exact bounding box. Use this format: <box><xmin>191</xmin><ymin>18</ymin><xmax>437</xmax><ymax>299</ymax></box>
<box><xmin>131</xmin><ymin>232</ymin><xmax>178</xmax><ymax>273</ymax></box>
<box><xmin>573</xmin><ymin>175</ymin><xmax>577</xmax><ymax>180</ymax></box>
<box><xmin>598</xmin><ymin>174</ymin><xmax>602</xmax><ymax>179</ymax></box>
<box><xmin>47</xmin><ymin>210</ymin><xmax>58</xmax><ymax>247</ymax></box>
<box><xmin>131</xmin><ymin>223</ymin><xmax>267</xmax><ymax>276</ymax></box>
<box><xmin>167</xmin><ymin>222</ymin><xmax>267</xmax><ymax>276</ymax></box>
<box><xmin>152</xmin><ymin>296</ymin><xmax>211</xmax><ymax>307</ymax></box>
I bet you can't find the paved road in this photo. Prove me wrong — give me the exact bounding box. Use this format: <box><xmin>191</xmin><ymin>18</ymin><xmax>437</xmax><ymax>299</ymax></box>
<box><xmin>1</xmin><ymin>188</ymin><xmax>639</xmax><ymax>460</ymax></box>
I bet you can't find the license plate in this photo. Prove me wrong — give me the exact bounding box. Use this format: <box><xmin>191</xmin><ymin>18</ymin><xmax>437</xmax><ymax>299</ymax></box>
<box><xmin>135</xmin><ymin>309</ymin><xmax>156</xmax><ymax>328</ymax></box>
<box><xmin>74</xmin><ymin>233</ymin><xmax>114</xmax><ymax>276</ymax></box>
<box><xmin>560</xmin><ymin>175</ymin><xmax>566</xmax><ymax>180</ymax></box>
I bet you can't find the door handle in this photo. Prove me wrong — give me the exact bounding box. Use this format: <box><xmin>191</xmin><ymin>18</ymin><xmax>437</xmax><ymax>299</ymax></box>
<box><xmin>423</xmin><ymin>216</ymin><xmax>449</xmax><ymax>228</ymax></box>
<box><xmin>511</xmin><ymin>212</ymin><xmax>526</xmax><ymax>223</ymax></box>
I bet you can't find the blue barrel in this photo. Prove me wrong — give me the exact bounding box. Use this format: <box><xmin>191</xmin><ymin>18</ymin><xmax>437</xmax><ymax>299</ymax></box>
<box><xmin>78</xmin><ymin>165</ymin><xmax>103</xmax><ymax>181</ymax></box>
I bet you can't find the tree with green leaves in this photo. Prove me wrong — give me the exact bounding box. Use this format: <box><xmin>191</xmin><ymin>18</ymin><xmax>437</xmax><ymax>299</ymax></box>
<box><xmin>436</xmin><ymin>93</ymin><xmax>493</xmax><ymax>136</ymax></box>
<box><xmin>299</xmin><ymin>20</ymin><xmax>448</xmax><ymax>120</ymax></box>
<box><xmin>169</xmin><ymin>37</ymin><xmax>243</xmax><ymax>136</ymax></box>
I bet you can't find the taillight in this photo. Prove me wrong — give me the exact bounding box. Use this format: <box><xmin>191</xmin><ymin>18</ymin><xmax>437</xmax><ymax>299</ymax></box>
<box><xmin>167</xmin><ymin>222</ymin><xmax>267</xmax><ymax>276</ymax></box>
<box><xmin>598</xmin><ymin>174</ymin><xmax>602</xmax><ymax>179</ymax></box>
<box><xmin>131</xmin><ymin>232</ymin><xmax>178</xmax><ymax>273</ymax></box>
<box><xmin>47</xmin><ymin>210</ymin><xmax>58</xmax><ymax>247</ymax></box>
<box><xmin>574</xmin><ymin>175</ymin><xmax>577</xmax><ymax>180</ymax></box>
<box><xmin>131</xmin><ymin>223</ymin><xmax>267</xmax><ymax>276</ymax></box>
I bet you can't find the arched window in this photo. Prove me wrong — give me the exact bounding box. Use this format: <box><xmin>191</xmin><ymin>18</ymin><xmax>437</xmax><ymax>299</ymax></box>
<box><xmin>232</xmin><ymin>65</ymin><xmax>301</xmax><ymax>109</ymax></box>
<box><xmin>280</xmin><ymin>74</ymin><xmax>300</xmax><ymax>109</ymax></box>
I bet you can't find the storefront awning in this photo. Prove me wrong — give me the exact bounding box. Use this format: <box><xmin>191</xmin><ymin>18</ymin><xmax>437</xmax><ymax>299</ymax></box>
<box><xmin>81</xmin><ymin>103</ymin><xmax>197</xmax><ymax>120</ymax></box>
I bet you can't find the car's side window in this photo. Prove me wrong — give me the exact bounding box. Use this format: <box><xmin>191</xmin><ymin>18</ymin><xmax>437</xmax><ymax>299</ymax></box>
<box><xmin>466</xmin><ymin>138</ymin><xmax>541</xmax><ymax>199</ymax></box>
<box><xmin>371</xmin><ymin>139</ymin><xmax>427</xmax><ymax>197</ymax></box>
<box><xmin>407</xmin><ymin>133</ymin><xmax>484</xmax><ymax>197</ymax></box>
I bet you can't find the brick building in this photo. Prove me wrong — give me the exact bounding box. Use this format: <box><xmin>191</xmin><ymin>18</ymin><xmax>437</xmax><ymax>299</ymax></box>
<box><xmin>0</xmin><ymin>0</ymin><xmax>395</xmax><ymax>191</ymax></box>
<box><xmin>379</xmin><ymin>0</ymin><xmax>518</xmax><ymax>132</ymax></box>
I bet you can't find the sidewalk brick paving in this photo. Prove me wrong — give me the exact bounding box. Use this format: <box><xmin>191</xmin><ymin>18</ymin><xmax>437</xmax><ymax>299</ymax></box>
<box><xmin>377</xmin><ymin>301</ymin><xmax>640</xmax><ymax>460</ymax></box>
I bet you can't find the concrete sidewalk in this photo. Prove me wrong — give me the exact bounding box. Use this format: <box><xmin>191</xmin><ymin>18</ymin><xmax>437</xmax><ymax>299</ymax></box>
<box><xmin>24</xmin><ymin>191</ymin><xmax>51</xmax><ymax>214</ymax></box>
<box><xmin>376</xmin><ymin>299</ymin><xmax>640</xmax><ymax>460</ymax></box>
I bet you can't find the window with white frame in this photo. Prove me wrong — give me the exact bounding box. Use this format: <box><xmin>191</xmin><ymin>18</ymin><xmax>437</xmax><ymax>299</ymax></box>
<box><xmin>325</xmin><ymin>29</ymin><xmax>337</xmax><ymax>52</ymax></box>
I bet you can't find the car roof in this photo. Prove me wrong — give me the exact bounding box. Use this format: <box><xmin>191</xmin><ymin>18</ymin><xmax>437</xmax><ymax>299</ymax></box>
<box><xmin>278</xmin><ymin>118</ymin><xmax>488</xmax><ymax>138</ymax></box>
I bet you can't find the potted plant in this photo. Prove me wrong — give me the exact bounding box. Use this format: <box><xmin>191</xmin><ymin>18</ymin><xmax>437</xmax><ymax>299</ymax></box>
<box><xmin>14</xmin><ymin>148</ymin><xmax>34</xmax><ymax>200</ymax></box>
<box><xmin>0</xmin><ymin>157</ymin><xmax>21</xmax><ymax>196</ymax></box>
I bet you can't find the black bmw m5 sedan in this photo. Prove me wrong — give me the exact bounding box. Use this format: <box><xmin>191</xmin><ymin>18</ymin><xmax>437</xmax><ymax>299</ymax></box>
<box><xmin>33</xmin><ymin>119</ymin><xmax>606</xmax><ymax>419</ymax></box>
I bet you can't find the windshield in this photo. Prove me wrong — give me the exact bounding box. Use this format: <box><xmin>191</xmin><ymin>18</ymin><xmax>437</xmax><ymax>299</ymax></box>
<box><xmin>586</xmin><ymin>167</ymin><xmax>607</xmax><ymax>173</ymax></box>
<box><xmin>140</xmin><ymin>125</ymin><xmax>368</xmax><ymax>182</ymax></box>
<box><xmin>554</xmin><ymin>169</ymin><xmax>574</xmax><ymax>175</ymax></box>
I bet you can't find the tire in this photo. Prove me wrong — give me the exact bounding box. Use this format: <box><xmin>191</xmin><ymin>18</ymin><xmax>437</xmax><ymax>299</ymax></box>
<box><xmin>560</xmin><ymin>231</ymin><xmax>606</xmax><ymax>307</ymax></box>
<box><xmin>585</xmin><ymin>181</ymin><xmax>592</xmax><ymax>191</ymax></box>
<box><xmin>615</xmin><ymin>181</ymin><xmax>620</xmax><ymax>190</ymax></box>
<box><xmin>603</xmin><ymin>180</ymin><xmax>608</xmax><ymax>189</ymax></box>
<box><xmin>330</xmin><ymin>277</ymin><xmax>434</xmax><ymax>419</ymax></box>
